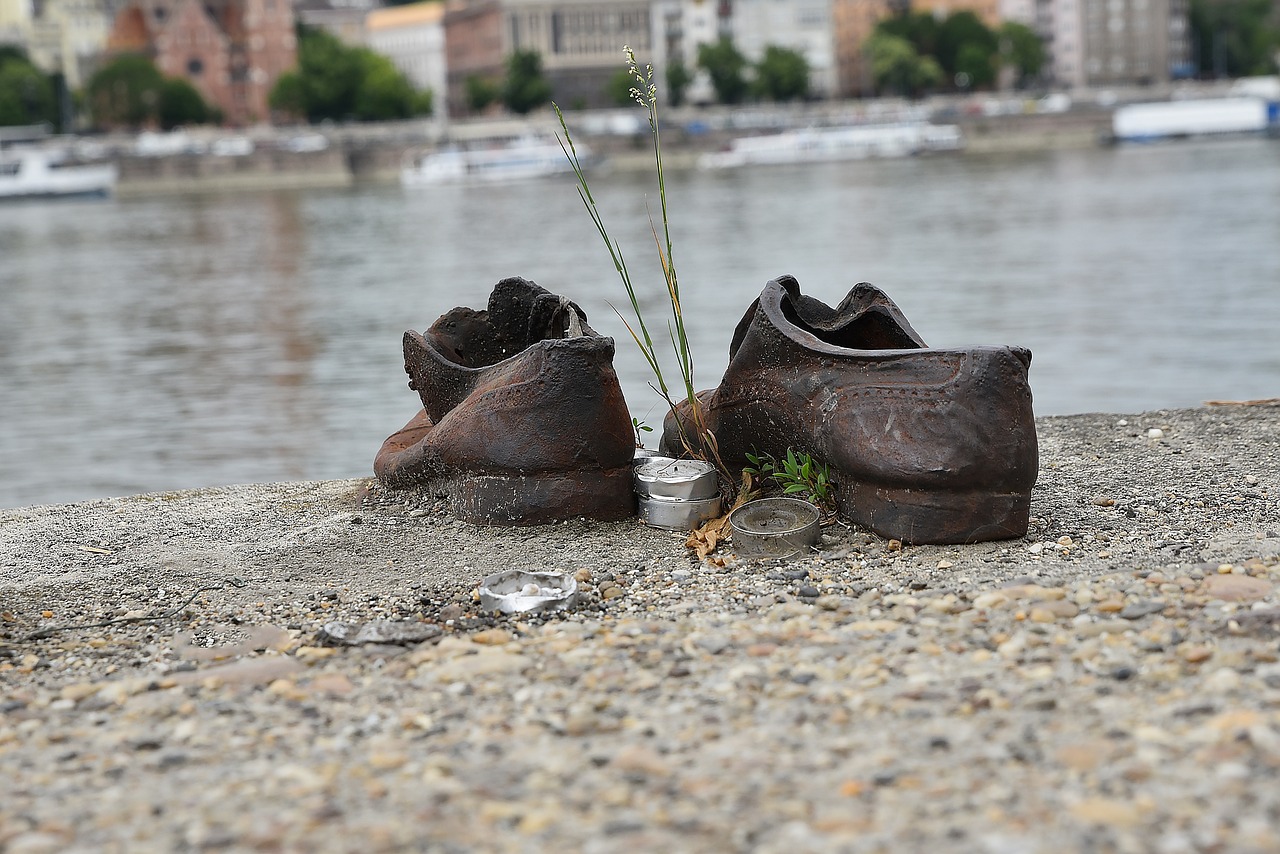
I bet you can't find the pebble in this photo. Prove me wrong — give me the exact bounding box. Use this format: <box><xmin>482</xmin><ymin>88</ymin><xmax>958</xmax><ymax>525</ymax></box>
<box><xmin>2</xmin><ymin>405</ymin><xmax>1279</xmax><ymax>853</ymax></box>
<box><xmin>1119</xmin><ymin>601</ymin><xmax>1168</xmax><ymax>620</ymax></box>
<box><xmin>1201</xmin><ymin>574</ymin><xmax>1272</xmax><ymax>602</ymax></box>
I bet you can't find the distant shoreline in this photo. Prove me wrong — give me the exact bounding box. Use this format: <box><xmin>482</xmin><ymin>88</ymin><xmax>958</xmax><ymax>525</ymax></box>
<box><xmin>113</xmin><ymin>109</ymin><xmax>1113</xmax><ymax>195</ymax></box>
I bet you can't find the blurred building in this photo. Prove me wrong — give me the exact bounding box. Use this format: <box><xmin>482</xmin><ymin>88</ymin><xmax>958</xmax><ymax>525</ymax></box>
<box><xmin>366</xmin><ymin>0</ymin><xmax>446</xmax><ymax>109</ymax></box>
<box><xmin>912</xmin><ymin>0</ymin><xmax>998</xmax><ymax>26</ymax></box>
<box><xmin>1000</xmin><ymin>0</ymin><xmax>1190</xmax><ymax>89</ymax></box>
<box><xmin>720</xmin><ymin>0</ymin><xmax>837</xmax><ymax>97</ymax></box>
<box><xmin>293</xmin><ymin>0</ymin><xmax>372</xmax><ymax>46</ymax></box>
<box><xmin>106</xmin><ymin>0</ymin><xmax>297</xmax><ymax>124</ymax></box>
<box><xmin>1</xmin><ymin>0</ymin><xmax>111</xmax><ymax>90</ymax></box>
<box><xmin>443</xmin><ymin>0</ymin><xmax>653</xmax><ymax>116</ymax></box>
<box><xmin>0</xmin><ymin>0</ymin><xmax>32</xmax><ymax>44</ymax></box>
<box><xmin>832</xmin><ymin>0</ymin><xmax>891</xmax><ymax>97</ymax></box>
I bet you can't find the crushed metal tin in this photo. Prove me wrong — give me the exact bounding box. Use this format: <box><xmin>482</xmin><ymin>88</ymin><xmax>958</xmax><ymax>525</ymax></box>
<box><xmin>638</xmin><ymin>494</ymin><xmax>723</xmax><ymax>531</ymax></box>
<box><xmin>634</xmin><ymin>457</ymin><xmax>718</xmax><ymax>501</ymax></box>
<box><xmin>729</xmin><ymin>497</ymin><xmax>822</xmax><ymax>560</ymax></box>
<box><xmin>477</xmin><ymin>569</ymin><xmax>579</xmax><ymax>614</ymax></box>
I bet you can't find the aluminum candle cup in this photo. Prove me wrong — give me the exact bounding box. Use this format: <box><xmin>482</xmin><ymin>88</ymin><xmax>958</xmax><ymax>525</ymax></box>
<box><xmin>632</xmin><ymin>448</ymin><xmax>666</xmax><ymax>465</ymax></box>
<box><xmin>638</xmin><ymin>494</ymin><xmax>723</xmax><ymax>531</ymax></box>
<box><xmin>634</xmin><ymin>458</ymin><xmax>718</xmax><ymax>501</ymax></box>
<box><xmin>477</xmin><ymin>570</ymin><xmax>579</xmax><ymax>614</ymax></box>
<box><xmin>729</xmin><ymin>497</ymin><xmax>822</xmax><ymax>560</ymax></box>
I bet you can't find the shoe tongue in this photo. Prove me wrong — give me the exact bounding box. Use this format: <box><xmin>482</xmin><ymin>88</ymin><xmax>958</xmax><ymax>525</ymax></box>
<box><xmin>486</xmin><ymin>277</ymin><xmax>551</xmax><ymax>343</ymax></box>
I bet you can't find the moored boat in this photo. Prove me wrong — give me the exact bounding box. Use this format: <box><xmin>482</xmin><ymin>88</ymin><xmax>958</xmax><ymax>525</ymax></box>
<box><xmin>1110</xmin><ymin>97</ymin><xmax>1279</xmax><ymax>143</ymax></box>
<box><xmin>0</xmin><ymin>147</ymin><xmax>117</xmax><ymax>200</ymax></box>
<box><xmin>698</xmin><ymin>122</ymin><xmax>964</xmax><ymax>169</ymax></box>
<box><xmin>401</xmin><ymin>135</ymin><xmax>586</xmax><ymax>187</ymax></box>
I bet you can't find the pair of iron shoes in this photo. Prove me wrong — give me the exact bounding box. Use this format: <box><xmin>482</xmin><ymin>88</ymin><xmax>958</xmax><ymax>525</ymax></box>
<box><xmin>375</xmin><ymin>275</ymin><xmax>1037</xmax><ymax>544</ymax></box>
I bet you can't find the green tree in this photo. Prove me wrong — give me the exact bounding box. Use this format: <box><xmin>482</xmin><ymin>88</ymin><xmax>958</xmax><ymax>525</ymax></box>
<box><xmin>999</xmin><ymin>21</ymin><xmax>1045</xmax><ymax>88</ymax></box>
<box><xmin>865</xmin><ymin>32</ymin><xmax>943</xmax><ymax>97</ymax></box>
<box><xmin>606</xmin><ymin>67</ymin><xmax>634</xmax><ymax>107</ymax></box>
<box><xmin>86</xmin><ymin>55</ymin><xmax>166</xmax><ymax>128</ymax></box>
<box><xmin>157</xmin><ymin>77</ymin><xmax>209</xmax><ymax>129</ymax></box>
<box><xmin>0</xmin><ymin>49</ymin><xmax>58</xmax><ymax>127</ymax></box>
<box><xmin>502</xmin><ymin>49</ymin><xmax>551</xmax><ymax>115</ymax></box>
<box><xmin>269</xmin><ymin>70</ymin><xmax>308</xmax><ymax>117</ymax></box>
<box><xmin>877</xmin><ymin>12</ymin><xmax>940</xmax><ymax>63</ymax></box>
<box><xmin>465</xmin><ymin>75</ymin><xmax>499</xmax><ymax>112</ymax></box>
<box><xmin>87</xmin><ymin>55</ymin><xmax>213</xmax><ymax>129</ymax></box>
<box><xmin>955</xmin><ymin>42</ymin><xmax>995</xmax><ymax>88</ymax></box>
<box><xmin>665</xmin><ymin>58</ymin><xmax>692</xmax><ymax>107</ymax></box>
<box><xmin>753</xmin><ymin>45</ymin><xmax>810</xmax><ymax>101</ymax></box>
<box><xmin>269</xmin><ymin>26</ymin><xmax>432</xmax><ymax>122</ymax></box>
<box><xmin>936</xmin><ymin>11</ymin><xmax>997</xmax><ymax>81</ymax></box>
<box><xmin>697</xmin><ymin>37</ymin><xmax>749</xmax><ymax>104</ymax></box>
<box><xmin>1189</xmin><ymin>0</ymin><xmax>1280</xmax><ymax>77</ymax></box>
<box><xmin>355</xmin><ymin>52</ymin><xmax>419</xmax><ymax>120</ymax></box>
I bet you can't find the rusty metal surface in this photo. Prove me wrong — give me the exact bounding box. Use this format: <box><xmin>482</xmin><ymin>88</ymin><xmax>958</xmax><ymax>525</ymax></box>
<box><xmin>662</xmin><ymin>276</ymin><xmax>1039</xmax><ymax>545</ymax></box>
<box><xmin>375</xmin><ymin>277</ymin><xmax>635</xmax><ymax>525</ymax></box>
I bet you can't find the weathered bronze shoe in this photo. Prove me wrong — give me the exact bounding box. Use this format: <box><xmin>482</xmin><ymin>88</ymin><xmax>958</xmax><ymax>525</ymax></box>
<box><xmin>375</xmin><ymin>277</ymin><xmax>636</xmax><ymax>525</ymax></box>
<box><xmin>661</xmin><ymin>276</ymin><xmax>1038</xmax><ymax>544</ymax></box>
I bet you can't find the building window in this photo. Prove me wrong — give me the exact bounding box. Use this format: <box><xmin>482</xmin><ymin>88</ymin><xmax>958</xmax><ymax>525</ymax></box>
<box><xmin>188</xmin><ymin>57</ymin><xmax>203</xmax><ymax>75</ymax></box>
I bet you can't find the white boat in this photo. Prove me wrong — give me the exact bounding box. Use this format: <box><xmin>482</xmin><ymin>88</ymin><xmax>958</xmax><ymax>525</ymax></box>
<box><xmin>401</xmin><ymin>136</ymin><xmax>585</xmax><ymax>187</ymax></box>
<box><xmin>1111</xmin><ymin>97</ymin><xmax>1276</xmax><ymax>142</ymax></box>
<box><xmin>0</xmin><ymin>147</ymin><xmax>117</xmax><ymax>200</ymax></box>
<box><xmin>698</xmin><ymin>122</ymin><xmax>964</xmax><ymax>169</ymax></box>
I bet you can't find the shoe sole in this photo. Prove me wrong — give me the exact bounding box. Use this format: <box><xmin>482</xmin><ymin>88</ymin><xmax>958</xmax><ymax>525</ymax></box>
<box><xmin>440</xmin><ymin>467</ymin><xmax>636</xmax><ymax>525</ymax></box>
<box><xmin>842</xmin><ymin>482</ymin><xmax>1031</xmax><ymax>545</ymax></box>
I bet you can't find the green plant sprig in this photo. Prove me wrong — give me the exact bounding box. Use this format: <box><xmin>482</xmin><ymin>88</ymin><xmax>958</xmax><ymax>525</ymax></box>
<box><xmin>744</xmin><ymin>449</ymin><xmax>835</xmax><ymax>511</ymax></box>
<box><xmin>553</xmin><ymin>45</ymin><xmax>718</xmax><ymax>469</ymax></box>
<box><xmin>552</xmin><ymin>103</ymin><xmax>673</xmax><ymax>408</ymax></box>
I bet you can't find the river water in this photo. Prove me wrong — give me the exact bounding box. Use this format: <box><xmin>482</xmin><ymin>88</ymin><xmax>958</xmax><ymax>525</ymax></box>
<box><xmin>2</xmin><ymin>136</ymin><xmax>1278</xmax><ymax>508</ymax></box>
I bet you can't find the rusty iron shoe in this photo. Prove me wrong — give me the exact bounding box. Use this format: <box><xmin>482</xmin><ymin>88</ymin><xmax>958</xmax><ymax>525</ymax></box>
<box><xmin>374</xmin><ymin>277</ymin><xmax>636</xmax><ymax>525</ymax></box>
<box><xmin>661</xmin><ymin>275</ymin><xmax>1038</xmax><ymax>544</ymax></box>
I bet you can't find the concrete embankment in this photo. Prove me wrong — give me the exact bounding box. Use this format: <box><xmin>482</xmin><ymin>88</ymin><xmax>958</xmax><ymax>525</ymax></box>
<box><xmin>113</xmin><ymin>109</ymin><xmax>1114</xmax><ymax>194</ymax></box>
<box><xmin>2</xmin><ymin>403</ymin><xmax>1278</xmax><ymax>851</ymax></box>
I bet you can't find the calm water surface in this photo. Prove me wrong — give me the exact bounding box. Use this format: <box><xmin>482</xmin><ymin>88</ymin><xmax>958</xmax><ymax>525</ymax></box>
<box><xmin>2</xmin><ymin>137</ymin><xmax>1278</xmax><ymax>508</ymax></box>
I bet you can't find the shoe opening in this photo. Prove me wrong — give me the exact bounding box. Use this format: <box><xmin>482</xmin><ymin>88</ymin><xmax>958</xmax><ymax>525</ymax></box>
<box><xmin>779</xmin><ymin>297</ymin><xmax>925</xmax><ymax>351</ymax></box>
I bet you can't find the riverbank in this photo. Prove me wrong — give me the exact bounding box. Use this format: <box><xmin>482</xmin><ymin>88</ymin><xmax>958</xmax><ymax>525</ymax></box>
<box><xmin>2</xmin><ymin>403</ymin><xmax>1278</xmax><ymax>851</ymax></box>
<box><xmin>111</xmin><ymin>108</ymin><xmax>1113</xmax><ymax>195</ymax></box>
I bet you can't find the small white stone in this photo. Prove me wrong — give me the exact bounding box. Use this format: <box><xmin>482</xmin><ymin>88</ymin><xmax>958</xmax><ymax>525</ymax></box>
<box><xmin>1028</xmin><ymin>543</ymin><xmax>1044</xmax><ymax>555</ymax></box>
<box><xmin>1147</xmin><ymin>428</ymin><xmax>1164</xmax><ymax>439</ymax></box>
<box><xmin>1117</xmin><ymin>419</ymin><xmax>1128</xmax><ymax>426</ymax></box>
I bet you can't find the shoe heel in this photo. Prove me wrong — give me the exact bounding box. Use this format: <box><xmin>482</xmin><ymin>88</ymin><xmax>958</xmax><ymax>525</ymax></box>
<box><xmin>442</xmin><ymin>468</ymin><xmax>636</xmax><ymax>525</ymax></box>
<box><xmin>841</xmin><ymin>482</ymin><xmax>1030</xmax><ymax>545</ymax></box>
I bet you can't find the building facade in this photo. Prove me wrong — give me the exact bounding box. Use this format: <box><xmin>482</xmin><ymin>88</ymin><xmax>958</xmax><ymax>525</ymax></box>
<box><xmin>1001</xmin><ymin>0</ymin><xmax>1190</xmax><ymax>89</ymax></box>
<box><xmin>442</xmin><ymin>0</ymin><xmax>503</xmax><ymax>115</ymax></box>
<box><xmin>366</xmin><ymin>0</ymin><xmax>446</xmax><ymax>107</ymax></box>
<box><xmin>294</xmin><ymin>0</ymin><xmax>370</xmax><ymax>47</ymax></box>
<box><xmin>106</xmin><ymin>0</ymin><xmax>296</xmax><ymax>124</ymax></box>
<box><xmin>832</xmin><ymin>0</ymin><xmax>891</xmax><ymax>97</ymax></box>
<box><xmin>443</xmin><ymin>0</ymin><xmax>653</xmax><ymax>115</ymax></box>
<box><xmin>0</xmin><ymin>0</ymin><xmax>31</xmax><ymax>48</ymax></box>
<box><xmin>721</xmin><ymin>0</ymin><xmax>837</xmax><ymax>97</ymax></box>
<box><xmin>503</xmin><ymin>0</ymin><xmax>652</xmax><ymax>107</ymax></box>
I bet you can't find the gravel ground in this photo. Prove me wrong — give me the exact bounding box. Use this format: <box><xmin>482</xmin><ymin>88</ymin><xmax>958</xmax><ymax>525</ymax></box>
<box><xmin>2</xmin><ymin>404</ymin><xmax>1278</xmax><ymax>854</ymax></box>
